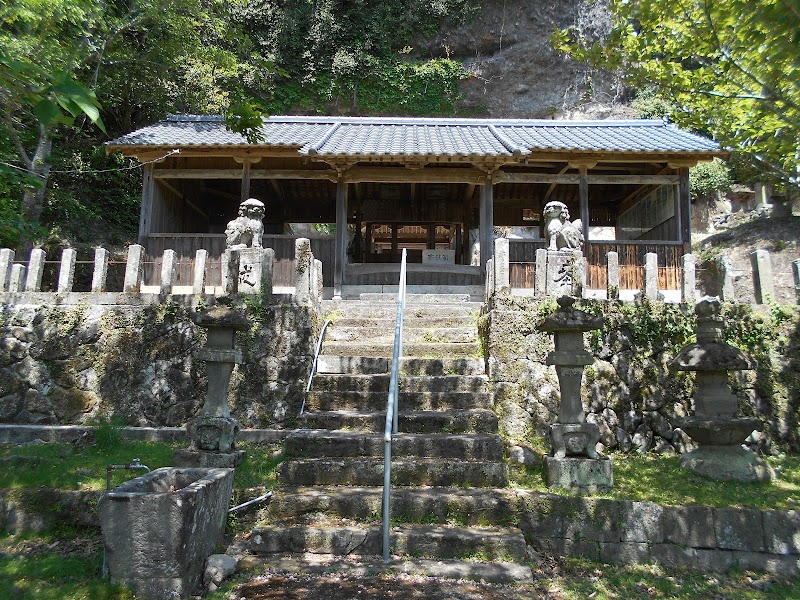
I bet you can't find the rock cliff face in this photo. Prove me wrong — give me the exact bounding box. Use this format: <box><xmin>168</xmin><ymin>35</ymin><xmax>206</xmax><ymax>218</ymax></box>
<box><xmin>414</xmin><ymin>0</ymin><xmax>626</xmax><ymax>118</ymax></box>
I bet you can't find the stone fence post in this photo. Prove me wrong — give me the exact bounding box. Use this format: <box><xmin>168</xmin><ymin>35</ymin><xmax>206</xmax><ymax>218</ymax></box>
<box><xmin>607</xmin><ymin>251</ymin><xmax>619</xmax><ymax>300</ymax></box>
<box><xmin>221</xmin><ymin>249</ymin><xmax>240</xmax><ymax>296</ymax></box>
<box><xmin>123</xmin><ymin>244</ymin><xmax>144</xmax><ymax>293</ymax></box>
<box><xmin>720</xmin><ymin>256</ymin><xmax>735</xmax><ymax>302</ymax></box>
<box><xmin>644</xmin><ymin>252</ymin><xmax>658</xmax><ymax>301</ymax></box>
<box><xmin>535</xmin><ymin>248</ymin><xmax>547</xmax><ymax>297</ymax></box>
<box><xmin>493</xmin><ymin>238</ymin><xmax>510</xmax><ymax>294</ymax></box>
<box><xmin>160</xmin><ymin>249</ymin><xmax>177</xmax><ymax>296</ymax></box>
<box><xmin>485</xmin><ymin>258</ymin><xmax>495</xmax><ymax>302</ymax></box>
<box><xmin>0</xmin><ymin>249</ymin><xmax>14</xmax><ymax>292</ymax></box>
<box><xmin>8</xmin><ymin>264</ymin><xmax>25</xmax><ymax>292</ymax></box>
<box><xmin>793</xmin><ymin>259</ymin><xmax>800</xmax><ymax>305</ymax></box>
<box><xmin>682</xmin><ymin>253</ymin><xmax>696</xmax><ymax>304</ymax></box>
<box><xmin>57</xmin><ymin>248</ymin><xmax>77</xmax><ymax>293</ymax></box>
<box><xmin>25</xmin><ymin>249</ymin><xmax>45</xmax><ymax>292</ymax></box>
<box><xmin>92</xmin><ymin>247</ymin><xmax>108</xmax><ymax>293</ymax></box>
<box><xmin>751</xmin><ymin>249</ymin><xmax>774</xmax><ymax>304</ymax></box>
<box><xmin>192</xmin><ymin>249</ymin><xmax>208</xmax><ymax>295</ymax></box>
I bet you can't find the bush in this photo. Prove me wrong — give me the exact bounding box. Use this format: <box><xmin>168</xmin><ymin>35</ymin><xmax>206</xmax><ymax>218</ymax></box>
<box><xmin>689</xmin><ymin>158</ymin><xmax>732</xmax><ymax>199</ymax></box>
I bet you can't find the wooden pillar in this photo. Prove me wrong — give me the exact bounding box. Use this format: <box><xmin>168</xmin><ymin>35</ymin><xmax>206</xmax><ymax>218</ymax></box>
<box><xmin>427</xmin><ymin>223</ymin><xmax>436</xmax><ymax>250</ymax></box>
<box><xmin>334</xmin><ymin>177</ymin><xmax>348</xmax><ymax>299</ymax></box>
<box><xmin>391</xmin><ymin>224</ymin><xmax>398</xmax><ymax>259</ymax></box>
<box><xmin>579</xmin><ymin>165</ymin><xmax>590</xmax><ymax>250</ymax></box>
<box><xmin>479</xmin><ymin>177</ymin><xmax>494</xmax><ymax>272</ymax></box>
<box><xmin>138</xmin><ymin>164</ymin><xmax>155</xmax><ymax>245</ymax></box>
<box><xmin>678</xmin><ymin>167</ymin><xmax>691</xmax><ymax>253</ymax></box>
<box><xmin>240</xmin><ymin>160</ymin><xmax>252</xmax><ymax>202</ymax></box>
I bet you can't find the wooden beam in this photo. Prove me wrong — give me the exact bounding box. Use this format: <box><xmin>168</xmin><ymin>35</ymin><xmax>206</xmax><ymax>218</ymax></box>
<box><xmin>616</xmin><ymin>167</ymin><xmax>673</xmax><ymax>214</ymax></box>
<box><xmin>153</xmin><ymin>168</ymin><xmax>338</xmax><ymax>181</ymax></box>
<box><xmin>158</xmin><ymin>180</ymin><xmax>209</xmax><ymax>220</ymax></box>
<box><xmin>345</xmin><ymin>166</ymin><xmax>486</xmax><ymax>184</ymax></box>
<box><xmin>543</xmin><ymin>163</ymin><xmax>570</xmax><ymax>202</ymax></box>
<box><xmin>495</xmin><ymin>172</ymin><xmax>679</xmax><ymax>185</ymax></box>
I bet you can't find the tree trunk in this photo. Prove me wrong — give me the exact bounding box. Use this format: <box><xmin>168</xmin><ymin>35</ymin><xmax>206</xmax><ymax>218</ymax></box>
<box><xmin>17</xmin><ymin>126</ymin><xmax>53</xmax><ymax>253</ymax></box>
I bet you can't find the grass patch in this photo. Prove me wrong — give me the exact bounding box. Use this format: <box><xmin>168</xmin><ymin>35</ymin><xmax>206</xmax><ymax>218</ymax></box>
<box><xmin>552</xmin><ymin>556</ymin><xmax>800</xmax><ymax>599</ymax></box>
<box><xmin>511</xmin><ymin>452</ymin><xmax>800</xmax><ymax>510</ymax></box>
<box><xmin>0</xmin><ymin>440</ymin><xmax>284</xmax><ymax>492</ymax></box>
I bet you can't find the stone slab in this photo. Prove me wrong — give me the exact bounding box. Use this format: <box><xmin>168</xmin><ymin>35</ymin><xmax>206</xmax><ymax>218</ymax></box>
<box><xmin>546</xmin><ymin>456</ymin><xmax>613</xmax><ymax>492</ymax></box>
<box><xmin>621</xmin><ymin>501</ymin><xmax>665</xmax><ymax>543</ymax></box>
<box><xmin>763</xmin><ymin>510</ymin><xmax>800</xmax><ymax>554</ymax></box>
<box><xmin>714</xmin><ymin>507</ymin><xmax>765</xmax><ymax>552</ymax></box>
<box><xmin>664</xmin><ymin>505</ymin><xmax>716</xmax><ymax>548</ymax></box>
<box><xmin>174</xmin><ymin>450</ymin><xmax>245</xmax><ymax>468</ymax></box>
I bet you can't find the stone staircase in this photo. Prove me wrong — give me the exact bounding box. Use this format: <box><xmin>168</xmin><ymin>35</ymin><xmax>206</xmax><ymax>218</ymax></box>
<box><xmin>246</xmin><ymin>293</ymin><xmax>532</xmax><ymax>583</ymax></box>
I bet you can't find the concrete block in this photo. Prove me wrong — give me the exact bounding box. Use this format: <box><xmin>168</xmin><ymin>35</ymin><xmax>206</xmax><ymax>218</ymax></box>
<box><xmin>714</xmin><ymin>507</ymin><xmax>765</xmax><ymax>551</ymax></box>
<box><xmin>664</xmin><ymin>505</ymin><xmax>716</xmax><ymax>548</ymax></box>
<box><xmin>91</xmin><ymin>247</ymin><xmax>108</xmax><ymax>293</ymax></box>
<box><xmin>763</xmin><ymin>509</ymin><xmax>800</xmax><ymax>554</ymax></box>
<box><xmin>621</xmin><ymin>501</ymin><xmax>665</xmax><ymax>543</ymax></box>
<box><xmin>98</xmin><ymin>467</ymin><xmax>234</xmax><ymax>599</ymax></box>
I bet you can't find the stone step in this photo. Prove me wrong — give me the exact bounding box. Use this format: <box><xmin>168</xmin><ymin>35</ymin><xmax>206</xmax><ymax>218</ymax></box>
<box><xmin>298</xmin><ymin>409</ymin><xmax>498</xmax><ymax>434</ymax></box>
<box><xmin>316</xmin><ymin>356</ymin><xmax>485</xmax><ymax>376</ymax></box>
<box><xmin>323</xmin><ymin>303</ymin><xmax>481</xmax><ymax>321</ymax></box>
<box><xmin>359</xmin><ymin>293</ymin><xmax>476</xmax><ymax>304</ymax></box>
<box><xmin>331</xmin><ymin>315</ymin><xmax>476</xmax><ymax>329</ymax></box>
<box><xmin>326</xmin><ymin>326</ymin><xmax>477</xmax><ymax>344</ymax></box>
<box><xmin>237</xmin><ymin>554</ymin><xmax>533</xmax><ymax>585</ymax></box>
<box><xmin>283</xmin><ymin>431</ymin><xmax>504</xmax><ymax>460</ymax></box>
<box><xmin>312</xmin><ymin>374</ymin><xmax>488</xmax><ymax>393</ymax></box>
<box><xmin>266</xmin><ymin>486</ymin><xmax>516</xmax><ymax>526</ymax></box>
<box><xmin>321</xmin><ymin>341</ymin><xmax>482</xmax><ymax>358</ymax></box>
<box><xmin>277</xmin><ymin>457</ymin><xmax>508</xmax><ymax>487</ymax></box>
<box><xmin>250</xmin><ymin>524</ymin><xmax>527</xmax><ymax>562</ymax></box>
<box><xmin>304</xmin><ymin>390</ymin><xmax>493</xmax><ymax>412</ymax></box>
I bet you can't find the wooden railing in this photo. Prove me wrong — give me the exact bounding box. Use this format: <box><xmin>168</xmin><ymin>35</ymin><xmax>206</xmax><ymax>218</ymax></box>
<box><xmin>143</xmin><ymin>234</ymin><xmax>335</xmax><ymax>287</ymax></box>
<box><xmin>508</xmin><ymin>240</ymin><xmax>684</xmax><ymax>290</ymax></box>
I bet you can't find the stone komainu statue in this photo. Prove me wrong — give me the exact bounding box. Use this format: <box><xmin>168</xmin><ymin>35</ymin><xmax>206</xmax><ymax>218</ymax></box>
<box><xmin>225</xmin><ymin>198</ymin><xmax>265</xmax><ymax>249</ymax></box>
<box><xmin>543</xmin><ymin>200</ymin><xmax>584</xmax><ymax>251</ymax></box>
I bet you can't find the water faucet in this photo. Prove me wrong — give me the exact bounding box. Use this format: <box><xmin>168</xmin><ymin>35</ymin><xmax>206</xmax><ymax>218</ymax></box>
<box><xmin>106</xmin><ymin>458</ymin><xmax>151</xmax><ymax>491</ymax></box>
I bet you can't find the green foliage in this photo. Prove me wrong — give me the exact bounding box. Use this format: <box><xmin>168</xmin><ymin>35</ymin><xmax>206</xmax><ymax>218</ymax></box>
<box><xmin>631</xmin><ymin>87</ymin><xmax>674</xmax><ymax>120</ymax></box>
<box><xmin>689</xmin><ymin>158</ymin><xmax>733</xmax><ymax>199</ymax></box>
<box><xmin>553</xmin><ymin>0</ymin><xmax>800</xmax><ymax>185</ymax></box>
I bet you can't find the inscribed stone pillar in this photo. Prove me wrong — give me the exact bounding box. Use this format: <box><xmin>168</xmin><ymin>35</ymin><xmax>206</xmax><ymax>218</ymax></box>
<box><xmin>237</xmin><ymin>248</ymin><xmax>271</xmax><ymax>295</ymax></box>
<box><xmin>221</xmin><ymin>250</ymin><xmax>240</xmax><ymax>296</ymax></box>
<box><xmin>485</xmin><ymin>258</ymin><xmax>495</xmax><ymax>300</ymax></box>
<box><xmin>57</xmin><ymin>248</ymin><xmax>77</xmax><ymax>293</ymax></box>
<box><xmin>160</xmin><ymin>249</ymin><xmax>177</xmax><ymax>296</ymax></box>
<box><xmin>682</xmin><ymin>253</ymin><xmax>697</xmax><ymax>304</ymax></box>
<box><xmin>606</xmin><ymin>251</ymin><xmax>619</xmax><ymax>300</ymax></box>
<box><xmin>92</xmin><ymin>247</ymin><xmax>108</xmax><ymax>293</ymax></box>
<box><xmin>25</xmin><ymin>249</ymin><xmax>45</xmax><ymax>292</ymax></box>
<box><xmin>751</xmin><ymin>249</ymin><xmax>774</xmax><ymax>304</ymax></box>
<box><xmin>313</xmin><ymin>258</ymin><xmax>323</xmax><ymax>304</ymax></box>
<box><xmin>493</xmin><ymin>237</ymin><xmax>510</xmax><ymax>293</ymax></box>
<box><xmin>0</xmin><ymin>248</ymin><xmax>14</xmax><ymax>292</ymax></box>
<box><xmin>545</xmin><ymin>250</ymin><xmax>579</xmax><ymax>297</ymax></box>
<box><xmin>295</xmin><ymin>237</ymin><xmax>312</xmax><ymax>304</ymax></box>
<box><xmin>192</xmin><ymin>249</ymin><xmax>208</xmax><ymax>295</ymax></box>
<box><xmin>123</xmin><ymin>244</ymin><xmax>144</xmax><ymax>293</ymax></box>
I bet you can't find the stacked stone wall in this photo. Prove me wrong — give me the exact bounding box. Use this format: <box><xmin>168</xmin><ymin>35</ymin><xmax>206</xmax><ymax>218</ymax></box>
<box><xmin>0</xmin><ymin>299</ymin><xmax>313</xmax><ymax>429</ymax></box>
<box><xmin>486</xmin><ymin>295</ymin><xmax>800</xmax><ymax>453</ymax></box>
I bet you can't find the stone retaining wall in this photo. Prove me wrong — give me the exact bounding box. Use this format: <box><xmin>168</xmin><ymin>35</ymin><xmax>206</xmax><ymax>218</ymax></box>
<box><xmin>517</xmin><ymin>491</ymin><xmax>800</xmax><ymax>576</ymax></box>
<box><xmin>485</xmin><ymin>295</ymin><xmax>800</xmax><ymax>453</ymax></box>
<box><xmin>0</xmin><ymin>299</ymin><xmax>314</xmax><ymax>428</ymax></box>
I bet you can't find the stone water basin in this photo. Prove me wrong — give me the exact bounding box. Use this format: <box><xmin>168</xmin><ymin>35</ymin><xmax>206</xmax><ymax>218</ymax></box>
<box><xmin>98</xmin><ymin>467</ymin><xmax>234</xmax><ymax>599</ymax></box>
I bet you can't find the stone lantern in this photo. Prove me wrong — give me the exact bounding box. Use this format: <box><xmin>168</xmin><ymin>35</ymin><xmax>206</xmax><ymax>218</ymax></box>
<box><xmin>670</xmin><ymin>297</ymin><xmax>775</xmax><ymax>481</ymax></box>
<box><xmin>540</xmin><ymin>296</ymin><xmax>613</xmax><ymax>490</ymax></box>
<box><xmin>174</xmin><ymin>302</ymin><xmax>249</xmax><ymax>468</ymax></box>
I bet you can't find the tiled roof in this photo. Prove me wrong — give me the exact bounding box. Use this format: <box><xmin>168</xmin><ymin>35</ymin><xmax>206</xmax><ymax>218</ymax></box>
<box><xmin>106</xmin><ymin>115</ymin><xmax>722</xmax><ymax>156</ymax></box>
